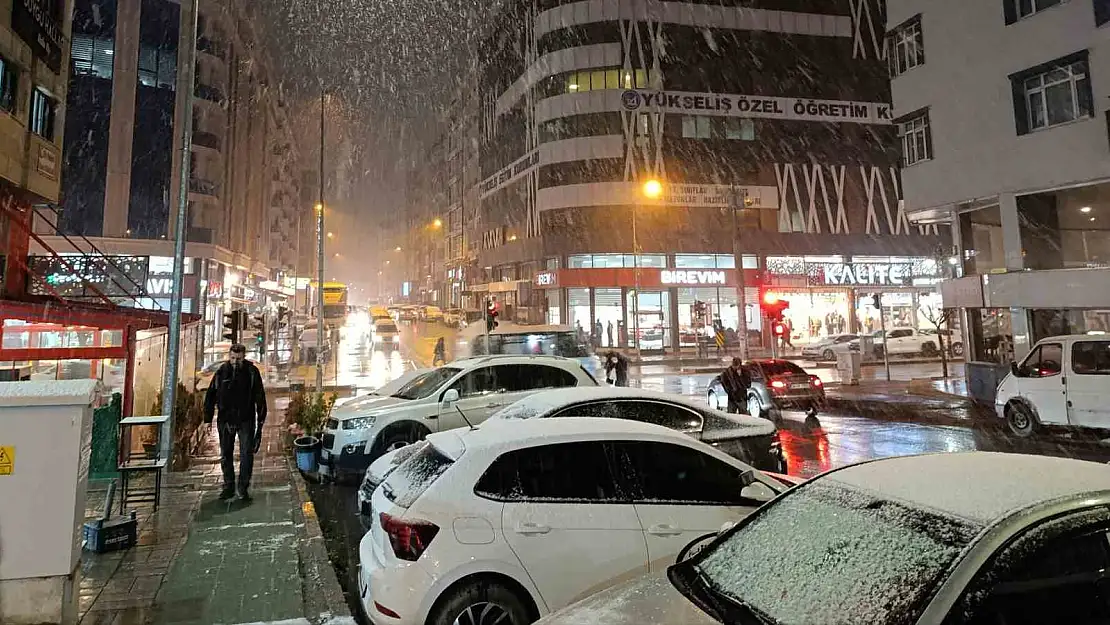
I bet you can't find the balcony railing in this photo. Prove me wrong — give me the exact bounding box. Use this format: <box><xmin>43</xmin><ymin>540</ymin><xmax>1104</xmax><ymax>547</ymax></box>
<box><xmin>192</xmin><ymin>131</ymin><xmax>221</xmax><ymax>151</ymax></box>
<box><xmin>189</xmin><ymin>178</ymin><xmax>220</xmax><ymax>197</ymax></box>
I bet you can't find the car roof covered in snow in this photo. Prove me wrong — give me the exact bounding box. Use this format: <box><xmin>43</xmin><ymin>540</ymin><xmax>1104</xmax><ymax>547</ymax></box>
<box><xmin>426</xmin><ymin>416</ymin><xmax>705</xmax><ymax>460</ymax></box>
<box><xmin>827</xmin><ymin>452</ymin><xmax>1110</xmax><ymax>524</ymax></box>
<box><xmin>490</xmin><ymin>386</ymin><xmax>774</xmax><ymax>435</ymax></box>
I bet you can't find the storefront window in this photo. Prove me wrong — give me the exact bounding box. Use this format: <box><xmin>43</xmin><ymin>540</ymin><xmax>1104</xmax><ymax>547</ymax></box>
<box><xmin>627</xmin><ymin>289</ymin><xmax>670</xmax><ymax>351</ymax></box>
<box><xmin>969</xmin><ymin>308</ymin><xmax>1014</xmax><ymax>364</ymax></box>
<box><xmin>638</xmin><ymin>255</ymin><xmax>666</xmax><ymax>268</ymax></box>
<box><xmin>545</xmin><ymin>289</ymin><xmax>563</xmax><ymax>325</ymax></box>
<box><xmin>677</xmin><ymin>288</ymin><xmax>717</xmax><ymax>346</ymax></box>
<box><xmin>593</xmin><ymin>254</ymin><xmax>625</xmax><ymax>268</ymax></box>
<box><xmin>568</xmin><ymin>255</ymin><xmax>592</xmax><ymax>268</ymax></box>
<box><xmin>545</xmin><ymin>257</ymin><xmax>560</xmax><ymax>271</ymax></box>
<box><xmin>959</xmin><ymin>205</ymin><xmax>1005</xmax><ymax>275</ymax></box>
<box><xmin>594</xmin><ymin>288</ymin><xmax>622</xmax><ymax>347</ymax></box>
<box><xmin>1030</xmin><ymin>308</ymin><xmax>1110</xmax><ymax>342</ymax></box>
<box><xmin>567</xmin><ymin>288</ymin><xmax>590</xmax><ymax>336</ymax></box>
<box><xmin>1019</xmin><ymin>184</ymin><xmax>1110</xmax><ymax>270</ymax></box>
<box><xmin>675</xmin><ymin>255</ymin><xmax>717</xmax><ymax>269</ymax></box>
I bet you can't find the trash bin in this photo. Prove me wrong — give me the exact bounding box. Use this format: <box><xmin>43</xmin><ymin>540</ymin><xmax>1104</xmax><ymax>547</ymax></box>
<box><xmin>837</xmin><ymin>350</ymin><xmax>862</xmax><ymax>385</ymax></box>
<box><xmin>293</xmin><ymin>436</ymin><xmax>321</xmax><ymax>473</ymax></box>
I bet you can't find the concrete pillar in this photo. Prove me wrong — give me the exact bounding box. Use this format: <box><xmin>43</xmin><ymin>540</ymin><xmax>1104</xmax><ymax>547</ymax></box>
<box><xmin>101</xmin><ymin>0</ymin><xmax>141</xmax><ymax>237</ymax></box>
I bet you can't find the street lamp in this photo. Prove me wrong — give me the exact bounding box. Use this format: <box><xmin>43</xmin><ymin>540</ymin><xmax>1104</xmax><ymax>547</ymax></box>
<box><xmin>642</xmin><ymin>179</ymin><xmax>663</xmax><ymax>200</ymax></box>
<box><xmin>394</xmin><ymin>246</ymin><xmax>402</xmax><ymax>252</ymax></box>
<box><xmin>431</xmin><ymin>218</ymin><xmax>443</xmax><ymax>229</ymax></box>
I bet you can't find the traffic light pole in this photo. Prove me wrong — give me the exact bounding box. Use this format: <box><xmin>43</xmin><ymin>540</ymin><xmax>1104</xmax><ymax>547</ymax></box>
<box><xmin>729</xmin><ymin>186</ymin><xmax>749</xmax><ymax>361</ymax></box>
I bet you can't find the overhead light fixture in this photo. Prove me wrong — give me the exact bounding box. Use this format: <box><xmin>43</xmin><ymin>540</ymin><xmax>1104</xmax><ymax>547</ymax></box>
<box><xmin>1081</xmin><ymin>206</ymin><xmax>1093</xmax><ymax>213</ymax></box>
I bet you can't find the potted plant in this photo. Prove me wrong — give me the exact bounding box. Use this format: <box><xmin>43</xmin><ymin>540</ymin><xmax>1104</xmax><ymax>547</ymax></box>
<box><xmin>290</xmin><ymin>391</ymin><xmax>336</xmax><ymax>473</ymax></box>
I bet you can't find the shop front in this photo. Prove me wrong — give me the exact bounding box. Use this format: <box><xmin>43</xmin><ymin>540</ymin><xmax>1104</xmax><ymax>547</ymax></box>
<box><xmin>534</xmin><ymin>260</ymin><xmax>760</xmax><ymax>353</ymax></box>
<box><xmin>762</xmin><ymin>255</ymin><xmax>948</xmax><ymax>345</ymax></box>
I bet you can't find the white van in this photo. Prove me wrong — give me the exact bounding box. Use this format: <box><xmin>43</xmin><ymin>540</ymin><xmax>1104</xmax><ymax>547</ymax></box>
<box><xmin>995</xmin><ymin>334</ymin><xmax>1110</xmax><ymax>436</ymax></box>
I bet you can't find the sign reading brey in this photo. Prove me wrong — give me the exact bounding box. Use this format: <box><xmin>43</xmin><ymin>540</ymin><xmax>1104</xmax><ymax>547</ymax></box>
<box><xmin>661</xmin><ymin>270</ymin><xmax>727</xmax><ymax>286</ymax></box>
<box><xmin>621</xmin><ymin>90</ymin><xmax>892</xmax><ymax>125</ymax></box>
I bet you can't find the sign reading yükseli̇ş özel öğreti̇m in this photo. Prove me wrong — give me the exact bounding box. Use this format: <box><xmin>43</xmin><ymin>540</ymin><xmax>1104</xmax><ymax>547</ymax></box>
<box><xmin>621</xmin><ymin>90</ymin><xmax>892</xmax><ymax>125</ymax></box>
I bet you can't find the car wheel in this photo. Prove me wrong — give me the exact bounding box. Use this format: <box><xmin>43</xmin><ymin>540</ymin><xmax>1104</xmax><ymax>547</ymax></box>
<box><xmin>821</xmin><ymin>349</ymin><xmax>835</xmax><ymax>361</ymax></box>
<box><xmin>708</xmin><ymin>391</ymin><xmax>721</xmax><ymax>411</ymax></box>
<box><xmin>921</xmin><ymin>342</ymin><xmax>937</xmax><ymax>356</ymax></box>
<box><xmin>1006</xmin><ymin>402</ymin><xmax>1039</xmax><ymax>438</ymax></box>
<box><xmin>429</xmin><ymin>580</ymin><xmax>532</xmax><ymax>625</ymax></box>
<box><xmin>951</xmin><ymin>342</ymin><xmax>965</xmax><ymax>357</ymax></box>
<box><xmin>380</xmin><ymin>427</ymin><xmax>421</xmax><ymax>454</ymax></box>
<box><xmin>748</xmin><ymin>394</ymin><xmax>765</xmax><ymax>419</ymax></box>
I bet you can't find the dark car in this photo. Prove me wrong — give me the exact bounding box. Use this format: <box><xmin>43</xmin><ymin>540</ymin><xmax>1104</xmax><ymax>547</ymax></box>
<box><xmin>707</xmin><ymin>359</ymin><xmax>825</xmax><ymax>419</ymax></box>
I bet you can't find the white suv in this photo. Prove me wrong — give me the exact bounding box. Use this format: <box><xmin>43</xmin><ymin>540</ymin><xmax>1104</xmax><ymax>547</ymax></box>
<box><xmin>357</xmin><ymin>417</ymin><xmax>783</xmax><ymax>625</ymax></box>
<box><xmin>319</xmin><ymin>355</ymin><xmax>598</xmax><ymax>480</ymax></box>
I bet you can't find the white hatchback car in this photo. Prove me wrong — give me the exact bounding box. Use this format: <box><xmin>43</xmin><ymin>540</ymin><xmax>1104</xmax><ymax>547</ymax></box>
<box><xmin>357</xmin><ymin>417</ymin><xmax>784</xmax><ymax>625</ymax></box>
<box><xmin>320</xmin><ymin>355</ymin><xmax>598</xmax><ymax>480</ymax></box>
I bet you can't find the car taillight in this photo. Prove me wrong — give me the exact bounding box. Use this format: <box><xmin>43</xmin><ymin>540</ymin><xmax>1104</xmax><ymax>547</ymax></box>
<box><xmin>770</xmin><ymin>379</ymin><xmax>787</xmax><ymax>390</ymax></box>
<box><xmin>811</xmin><ymin>376</ymin><xmax>823</xmax><ymax>387</ymax></box>
<box><xmin>380</xmin><ymin>512</ymin><xmax>439</xmax><ymax>561</ymax></box>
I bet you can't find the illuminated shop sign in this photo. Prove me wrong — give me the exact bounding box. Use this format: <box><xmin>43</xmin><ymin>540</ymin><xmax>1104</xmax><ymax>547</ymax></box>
<box><xmin>660</xmin><ymin>270</ymin><xmax>727</xmax><ymax>286</ymax></box>
<box><xmin>534</xmin><ymin>271</ymin><xmax>558</xmax><ymax>287</ymax></box>
<box><xmin>821</xmin><ymin>263</ymin><xmax>912</xmax><ymax>286</ymax></box>
<box><xmin>620</xmin><ymin>90</ymin><xmax>892</xmax><ymax>125</ymax></box>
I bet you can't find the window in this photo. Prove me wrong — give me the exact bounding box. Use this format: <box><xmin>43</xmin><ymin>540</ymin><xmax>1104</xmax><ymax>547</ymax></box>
<box><xmin>1071</xmin><ymin>341</ymin><xmax>1110</xmax><ymax>374</ymax></box>
<box><xmin>680</xmin><ymin>116</ymin><xmax>712</xmax><ymax>139</ymax></box>
<box><xmin>1013</xmin><ymin>56</ymin><xmax>1092</xmax><ymax>133</ymax></box>
<box><xmin>1096</xmin><ymin>0</ymin><xmax>1110</xmax><ymax>26</ymax></box>
<box><xmin>888</xmin><ymin>16</ymin><xmax>924</xmax><ymax>77</ymax></box>
<box><xmin>137</xmin><ymin>44</ymin><xmax>176</xmax><ymax>89</ymax></box>
<box><xmin>0</xmin><ymin>57</ymin><xmax>17</xmax><ymax>113</ymax></box>
<box><xmin>30</xmin><ymin>89</ymin><xmax>56</xmax><ymax>140</ymax></box>
<box><xmin>724</xmin><ymin>118</ymin><xmax>755</xmax><ymax>141</ymax></box>
<box><xmin>1019</xmin><ymin>342</ymin><xmax>1063</xmax><ymax>377</ymax></box>
<box><xmin>71</xmin><ymin>35</ymin><xmax>114</xmax><ymax>79</ymax></box>
<box><xmin>1007</xmin><ymin>0</ymin><xmax>1062</xmax><ymax>22</ymax></box>
<box><xmin>474</xmin><ymin>442</ymin><xmax>621</xmax><ymax>502</ymax></box>
<box><xmin>898</xmin><ymin>110</ymin><xmax>932</xmax><ymax>166</ymax></box>
<box><xmin>889</xmin><ymin>329</ymin><xmax>914</xmax><ymax>338</ymax></box>
<box><xmin>960</xmin><ymin>527</ymin><xmax>1110</xmax><ymax>624</ymax></box>
<box><xmin>381</xmin><ymin>444</ymin><xmax>454</xmax><ymax>508</ymax></box>
<box><xmin>496</xmin><ymin>364</ymin><xmax>577</xmax><ymax>391</ymax></box>
<box><xmin>553</xmin><ymin>400</ymin><xmax>704</xmax><ymax>433</ymax></box>
<box><xmin>614</xmin><ymin>441</ymin><xmax>748</xmax><ymax>505</ymax></box>
<box><xmin>450</xmin><ymin>366</ymin><xmax>501</xmax><ymax>398</ymax></box>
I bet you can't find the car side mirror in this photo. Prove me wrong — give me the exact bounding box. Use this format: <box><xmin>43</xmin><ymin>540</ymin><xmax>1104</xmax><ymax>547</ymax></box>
<box><xmin>740</xmin><ymin>482</ymin><xmax>777</xmax><ymax>504</ymax></box>
<box><xmin>442</xmin><ymin>389</ymin><xmax>460</xmax><ymax>406</ymax></box>
<box><xmin>1010</xmin><ymin>362</ymin><xmax>1021</xmax><ymax>377</ymax></box>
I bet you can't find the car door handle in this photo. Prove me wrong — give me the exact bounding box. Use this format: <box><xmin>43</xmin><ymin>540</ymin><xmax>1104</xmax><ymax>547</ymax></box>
<box><xmin>647</xmin><ymin>524</ymin><xmax>683</xmax><ymax>536</ymax></box>
<box><xmin>514</xmin><ymin>522</ymin><xmax>551</xmax><ymax>535</ymax></box>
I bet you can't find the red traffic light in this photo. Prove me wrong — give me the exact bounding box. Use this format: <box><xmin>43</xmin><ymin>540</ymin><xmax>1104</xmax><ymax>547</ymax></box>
<box><xmin>762</xmin><ymin>291</ymin><xmax>779</xmax><ymax>305</ymax></box>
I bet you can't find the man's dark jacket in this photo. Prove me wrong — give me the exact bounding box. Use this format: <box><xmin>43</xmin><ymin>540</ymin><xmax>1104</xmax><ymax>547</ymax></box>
<box><xmin>721</xmin><ymin>366</ymin><xmax>751</xmax><ymax>403</ymax></box>
<box><xmin>204</xmin><ymin>361</ymin><xmax>267</xmax><ymax>425</ymax></box>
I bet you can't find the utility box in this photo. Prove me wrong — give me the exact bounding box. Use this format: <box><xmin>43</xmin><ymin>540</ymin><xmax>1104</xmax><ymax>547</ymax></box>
<box><xmin>0</xmin><ymin>379</ymin><xmax>100</xmax><ymax>625</ymax></box>
<box><xmin>837</xmin><ymin>351</ymin><xmax>862</xmax><ymax>385</ymax></box>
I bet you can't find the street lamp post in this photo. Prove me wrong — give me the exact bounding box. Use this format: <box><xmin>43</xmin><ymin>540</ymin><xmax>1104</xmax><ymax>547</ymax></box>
<box><xmin>315</xmin><ymin>88</ymin><xmax>326</xmax><ymax>393</ymax></box>
<box><xmin>729</xmin><ymin>185</ymin><xmax>750</xmax><ymax>361</ymax></box>
<box><xmin>636</xmin><ymin>179</ymin><xmax>663</xmax><ymax>359</ymax></box>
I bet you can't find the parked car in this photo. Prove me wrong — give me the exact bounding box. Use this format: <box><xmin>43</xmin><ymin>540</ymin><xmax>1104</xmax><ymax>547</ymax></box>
<box><xmin>800</xmin><ymin>333</ymin><xmax>858</xmax><ymax>361</ymax></box>
<box><xmin>536</xmin><ymin>452</ymin><xmax>1110</xmax><ymax>625</ymax></box>
<box><xmin>707</xmin><ymin>359</ymin><xmax>825</xmax><ymax>419</ymax></box>
<box><xmin>456</xmin><ymin>322</ymin><xmax>603</xmax><ymax>380</ymax></box>
<box><xmin>994</xmin><ymin>333</ymin><xmax>1110</xmax><ymax>437</ymax></box>
<box><xmin>442</xmin><ymin>307</ymin><xmax>466</xmax><ymax>328</ymax></box>
<box><xmin>333</xmin><ymin>368</ymin><xmax>429</xmax><ymax>409</ymax></box>
<box><xmin>357</xmin><ymin>417</ymin><xmax>786</xmax><ymax>625</ymax></box>
<box><xmin>920</xmin><ymin>327</ymin><xmax>966</xmax><ymax>357</ymax></box>
<box><xmin>849</xmin><ymin>327</ymin><xmax>944</xmax><ymax>357</ymax></box>
<box><xmin>484</xmin><ymin>386</ymin><xmax>786</xmax><ymax>473</ymax></box>
<box><xmin>319</xmin><ymin>355</ymin><xmax>598</xmax><ymax>479</ymax></box>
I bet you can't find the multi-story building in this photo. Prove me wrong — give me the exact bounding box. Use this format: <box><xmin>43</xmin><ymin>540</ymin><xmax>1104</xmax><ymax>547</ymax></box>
<box><xmin>469</xmin><ymin>0</ymin><xmax>949</xmax><ymax>352</ymax></box>
<box><xmin>0</xmin><ymin>0</ymin><xmax>74</xmax><ymax>299</ymax></box>
<box><xmin>889</xmin><ymin>0</ymin><xmax>1110</xmax><ymax>398</ymax></box>
<box><xmin>406</xmin><ymin>137</ymin><xmax>447</xmax><ymax>303</ymax></box>
<box><xmin>42</xmin><ymin>0</ymin><xmax>305</xmax><ymax>353</ymax></box>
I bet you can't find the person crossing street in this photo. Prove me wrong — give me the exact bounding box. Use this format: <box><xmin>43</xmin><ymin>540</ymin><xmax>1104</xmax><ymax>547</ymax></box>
<box><xmin>204</xmin><ymin>344</ymin><xmax>267</xmax><ymax>502</ymax></box>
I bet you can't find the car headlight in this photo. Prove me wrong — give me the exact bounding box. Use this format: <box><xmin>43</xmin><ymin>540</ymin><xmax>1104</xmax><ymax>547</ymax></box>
<box><xmin>343</xmin><ymin>416</ymin><xmax>377</xmax><ymax>430</ymax></box>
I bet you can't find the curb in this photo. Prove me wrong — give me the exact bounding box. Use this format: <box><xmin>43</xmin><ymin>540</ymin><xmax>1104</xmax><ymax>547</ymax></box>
<box><xmin>285</xmin><ymin>443</ymin><xmax>353</xmax><ymax>623</ymax></box>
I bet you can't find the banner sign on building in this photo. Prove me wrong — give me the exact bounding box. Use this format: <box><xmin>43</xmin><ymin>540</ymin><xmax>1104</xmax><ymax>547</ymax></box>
<box><xmin>534</xmin><ymin>271</ymin><xmax>558</xmax><ymax>287</ymax></box>
<box><xmin>11</xmin><ymin>0</ymin><xmax>63</xmax><ymax>73</ymax></box>
<box><xmin>658</xmin><ymin>184</ymin><xmax>779</xmax><ymax>210</ymax></box>
<box><xmin>480</xmin><ymin>150</ymin><xmax>538</xmax><ymax>198</ymax></box>
<box><xmin>30</xmin><ymin>255</ymin><xmax>148</xmax><ymax>298</ymax></box>
<box><xmin>620</xmin><ymin>90</ymin><xmax>892</xmax><ymax>125</ymax></box>
<box><xmin>660</xmin><ymin>270</ymin><xmax>727</xmax><ymax>286</ymax></box>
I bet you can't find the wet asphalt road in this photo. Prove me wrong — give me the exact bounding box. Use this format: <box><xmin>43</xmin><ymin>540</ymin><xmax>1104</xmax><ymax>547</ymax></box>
<box><xmin>305</xmin><ymin>321</ymin><xmax>1110</xmax><ymax>623</ymax></box>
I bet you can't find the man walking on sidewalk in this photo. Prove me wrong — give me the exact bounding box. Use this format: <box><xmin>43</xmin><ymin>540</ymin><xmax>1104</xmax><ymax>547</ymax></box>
<box><xmin>720</xmin><ymin>357</ymin><xmax>751</xmax><ymax>415</ymax></box>
<box><xmin>204</xmin><ymin>343</ymin><xmax>268</xmax><ymax>501</ymax></box>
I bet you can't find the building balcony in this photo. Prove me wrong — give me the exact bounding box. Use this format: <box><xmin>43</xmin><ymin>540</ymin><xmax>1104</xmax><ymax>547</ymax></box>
<box><xmin>194</xmin><ymin>84</ymin><xmax>225</xmax><ymax>105</ymax></box>
<box><xmin>192</xmin><ymin>131</ymin><xmax>222</xmax><ymax>151</ymax></box>
<box><xmin>196</xmin><ymin>37</ymin><xmax>226</xmax><ymax>60</ymax></box>
<box><xmin>189</xmin><ymin>177</ymin><xmax>221</xmax><ymax>198</ymax></box>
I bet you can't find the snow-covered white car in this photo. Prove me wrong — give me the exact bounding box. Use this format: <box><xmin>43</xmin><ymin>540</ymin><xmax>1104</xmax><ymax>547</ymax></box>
<box><xmin>319</xmin><ymin>355</ymin><xmax>598</xmax><ymax>480</ymax></box>
<box><xmin>357</xmin><ymin>417</ymin><xmax>785</xmax><ymax>625</ymax></box>
<box><xmin>536</xmin><ymin>452</ymin><xmax>1110</xmax><ymax>625</ymax></box>
<box><xmin>799</xmin><ymin>333</ymin><xmax>858</xmax><ymax>361</ymax></box>
<box><xmin>485</xmin><ymin>386</ymin><xmax>786</xmax><ymax>473</ymax></box>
